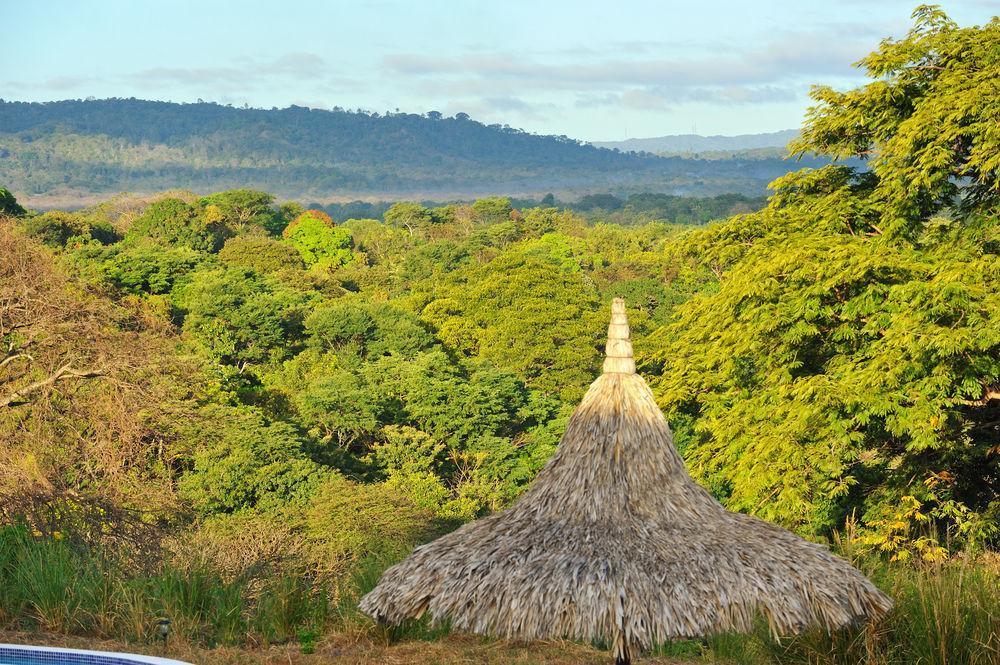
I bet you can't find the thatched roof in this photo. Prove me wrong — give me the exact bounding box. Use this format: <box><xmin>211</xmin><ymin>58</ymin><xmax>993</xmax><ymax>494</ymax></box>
<box><xmin>360</xmin><ymin>298</ymin><xmax>892</xmax><ymax>663</ymax></box>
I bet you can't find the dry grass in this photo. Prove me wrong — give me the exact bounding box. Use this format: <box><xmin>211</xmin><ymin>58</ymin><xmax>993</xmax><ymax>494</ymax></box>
<box><xmin>0</xmin><ymin>630</ymin><xmax>697</xmax><ymax>664</ymax></box>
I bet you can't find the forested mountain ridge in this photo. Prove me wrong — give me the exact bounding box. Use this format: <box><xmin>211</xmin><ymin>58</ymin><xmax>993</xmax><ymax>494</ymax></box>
<box><xmin>0</xmin><ymin>99</ymin><xmax>830</xmax><ymax>203</ymax></box>
<box><xmin>592</xmin><ymin>129</ymin><xmax>799</xmax><ymax>154</ymax></box>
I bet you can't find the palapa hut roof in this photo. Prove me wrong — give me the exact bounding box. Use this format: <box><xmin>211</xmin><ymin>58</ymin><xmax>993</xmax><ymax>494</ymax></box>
<box><xmin>360</xmin><ymin>298</ymin><xmax>892</xmax><ymax>663</ymax></box>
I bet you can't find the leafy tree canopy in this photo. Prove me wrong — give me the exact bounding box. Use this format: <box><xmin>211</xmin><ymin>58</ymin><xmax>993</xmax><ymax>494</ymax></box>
<box><xmin>0</xmin><ymin>188</ymin><xmax>26</xmax><ymax>217</ymax></box>
<box><xmin>127</xmin><ymin>197</ymin><xmax>225</xmax><ymax>252</ymax></box>
<box><xmin>651</xmin><ymin>7</ymin><xmax>1000</xmax><ymax>543</ymax></box>
<box><xmin>282</xmin><ymin>210</ymin><xmax>354</xmax><ymax>268</ymax></box>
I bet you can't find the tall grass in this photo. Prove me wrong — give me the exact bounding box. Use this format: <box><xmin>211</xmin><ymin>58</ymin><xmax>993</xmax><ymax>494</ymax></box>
<box><xmin>0</xmin><ymin>524</ymin><xmax>327</xmax><ymax>648</ymax></box>
<box><xmin>1</xmin><ymin>524</ymin><xmax>997</xmax><ymax>663</ymax></box>
<box><xmin>333</xmin><ymin>552</ymin><xmax>451</xmax><ymax>643</ymax></box>
<box><xmin>654</xmin><ymin>556</ymin><xmax>999</xmax><ymax>665</ymax></box>
<box><xmin>751</xmin><ymin>558</ymin><xmax>1000</xmax><ymax>665</ymax></box>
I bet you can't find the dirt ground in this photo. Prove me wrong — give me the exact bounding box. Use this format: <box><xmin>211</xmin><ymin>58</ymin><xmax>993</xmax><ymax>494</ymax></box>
<box><xmin>0</xmin><ymin>630</ymin><xmax>698</xmax><ymax>664</ymax></box>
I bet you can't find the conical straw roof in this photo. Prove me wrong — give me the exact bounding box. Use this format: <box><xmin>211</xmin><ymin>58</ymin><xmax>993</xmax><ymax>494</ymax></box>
<box><xmin>360</xmin><ymin>298</ymin><xmax>892</xmax><ymax>663</ymax></box>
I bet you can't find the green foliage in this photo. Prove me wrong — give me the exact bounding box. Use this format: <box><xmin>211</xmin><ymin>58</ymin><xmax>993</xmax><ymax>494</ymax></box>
<box><xmin>218</xmin><ymin>235</ymin><xmax>306</xmax><ymax>273</ymax></box>
<box><xmin>282</xmin><ymin>211</ymin><xmax>354</xmax><ymax>268</ymax></box>
<box><xmin>0</xmin><ymin>187</ymin><xmax>27</xmax><ymax>216</ymax></box>
<box><xmin>384</xmin><ymin>202</ymin><xmax>434</xmax><ymax>234</ymax></box>
<box><xmin>301</xmin><ymin>475</ymin><xmax>439</xmax><ymax>570</ymax></box>
<box><xmin>178</xmin><ymin>405</ymin><xmax>329</xmax><ymax>514</ymax></box>
<box><xmin>652</xmin><ymin>7</ymin><xmax>1000</xmax><ymax>540</ymax></box>
<box><xmin>172</xmin><ymin>267</ymin><xmax>308</xmax><ymax>373</ymax></box>
<box><xmin>295</xmin><ymin>369</ymin><xmax>380</xmax><ymax>449</ymax></box>
<box><xmin>21</xmin><ymin>211</ymin><xmax>117</xmax><ymax>247</ymax></box>
<box><xmin>422</xmin><ymin>249</ymin><xmax>603</xmax><ymax>400</ymax></box>
<box><xmin>791</xmin><ymin>6</ymin><xmax>1000</xmax><ymax>238</ymax></box>
<box><xmin>127</xmin><ymin>198</ymin><xmax>224</xmax><ymax>252</ymax></box>
<box><xmin>471</xmin><ymin>196</ymin><xmax>512</xmax><ymax>225</ymax></box>
<box><xmin>198</xmin><ymin>189</ymin><xmax>277</xmax><ymax>234</ymax></box>
<box><xmin>305</xmin><ymin>300</ymin><xmax>435</xmax><ymax>359</ymax></box>
<box><xmin>97</xmin><ymin>244</ymin><xmax>205</xmax><ymax>295</ymax></box>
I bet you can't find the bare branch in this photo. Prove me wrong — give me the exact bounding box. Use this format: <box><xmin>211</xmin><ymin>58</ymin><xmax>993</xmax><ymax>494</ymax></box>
<box><xmin>0</xmin><ymin>352</ymin><xmax>33</xmax><ymax>370</ymax></box>
<box><xmin>0</xmin><ymin>363</ymin><xmax>105</xmax><ymax>408</ymax></box>
<box><xmin>957</xmin><ymin>385</ymin><xmax>1000</xmax><ymax>407</ymax></box>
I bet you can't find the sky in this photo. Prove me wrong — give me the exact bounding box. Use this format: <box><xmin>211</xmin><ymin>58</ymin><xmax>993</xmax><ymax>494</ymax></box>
<box><xmin>3</xmin><ymin>1</ymin><xmax>996</xmax><ymax>142</ymax></box>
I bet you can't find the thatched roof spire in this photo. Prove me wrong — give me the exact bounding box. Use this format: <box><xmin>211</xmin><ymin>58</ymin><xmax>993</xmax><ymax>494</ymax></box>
<box><xmin>360</xmin><ymin>300</ymin><xmax>892</xmax><ymax>664</ymax></box>
<box><xmin>603</xmin><ymin>297</ymin><xmax>634</xmax><ymax>374</ymax></box>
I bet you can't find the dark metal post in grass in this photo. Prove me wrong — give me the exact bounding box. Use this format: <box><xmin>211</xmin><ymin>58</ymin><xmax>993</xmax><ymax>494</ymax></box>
<box><xmin>360</xmin><ymin>299</ymin><xmax>893</xmax><ymax>663</ymax></box>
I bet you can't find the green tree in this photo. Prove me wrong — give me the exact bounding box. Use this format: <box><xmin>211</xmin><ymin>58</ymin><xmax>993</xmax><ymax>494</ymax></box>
<box><xmin>0</xmin><ymin>188</ymin><xmax>26</xmax><ymax>217</ymax></box>
<box><xmin>172</xmin><ymin>267</ymin><xmax>307</xmax><ymax>373</ymax></box>
<box><xmin>21</xmin><ymin>211</ymin><xmax>117</xmax><ymax>247</ymax></box>
<box><xmin>282</xmin><ymin>210</ymin><xmax>354</xmax><ymax>268</ymax></box>
<box><xmin>651</xmin><ymin>7</ymin><xmax>1000</xmax><ymax>543</ymax></box>
<box><xmin>100</xmin><ymin>244</ymin><xmax>205</xmax><ymax>294</ymax></box>
<box><xmin>179</xmin><ymin>405</ymin><xmax>328</xmax><ymax>514</ymax></box>
<box><xmin>789</xmin><ymin>6</ymin><xmax>1000</xmax><ymax>238</ymax></box>
<box><xmin>218</xmin><ymin>235</ymin><xmax>306</xmax><ymax>273</ymax></box>
<box><xmin>295</xmin><ymin>370</ymin><xmax>380</xmax><ymax>449</ymax></box>
<box><xmin>199</xmin><ymin>189</ymin><xmax>277</xmax><ymax>235</ymax></box>
<box><xmin>471</xmin><ymin>197</ymin><xmax>513</xmax><ymax>225</ymax></box>
<box><xmin>305</xmin><ymin>301</ymin><xmax>434</xmax><ymax>359</ymax></box>
<box><xmin>383</xmin><ymin>202</ymin><xmax>433</xmax><ymax>236</ymax></box>
<box><xmin>127</xmin><ymin>198</ymin><xmax>225</xmax><ymax>252</ymax></box>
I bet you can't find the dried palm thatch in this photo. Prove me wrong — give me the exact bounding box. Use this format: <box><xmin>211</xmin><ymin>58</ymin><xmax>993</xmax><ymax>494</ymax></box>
<box><xmin>360</xmin><ymin>298</ymin><xmax>892</xmax><ymax>663</ymax></box>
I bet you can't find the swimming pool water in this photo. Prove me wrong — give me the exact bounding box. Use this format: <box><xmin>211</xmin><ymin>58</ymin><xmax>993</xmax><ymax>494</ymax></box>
<box><xmin>0</xmin><ymin>645</ymin><xmax>190</xmax><ymax>665</ymax></box>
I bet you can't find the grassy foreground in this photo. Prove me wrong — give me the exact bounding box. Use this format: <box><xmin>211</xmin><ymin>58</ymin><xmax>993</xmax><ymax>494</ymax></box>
<box><xmin>1</xmin><ymin>526</ymin><xmax>997</xmax><ymax>664</ymax></box>
<box><xmin>0</xmin><ymin>630</ymin><xmax>693</xmax><ymax>665</ymax></box>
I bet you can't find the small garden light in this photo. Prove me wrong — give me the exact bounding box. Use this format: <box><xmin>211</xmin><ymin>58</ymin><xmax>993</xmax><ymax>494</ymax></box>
<box><xmin>155</xmin><ymin>618</ymin><xmax>171</xmax><ymax>647</ymax></box>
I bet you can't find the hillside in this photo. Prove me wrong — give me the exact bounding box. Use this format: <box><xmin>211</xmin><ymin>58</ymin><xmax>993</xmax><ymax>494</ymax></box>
<box><xmin>592</xmin><ymin>129</ymin><xmax>799</xmax><ymax>154</ymax></box>
<box><xmin>0</xmin><ymin>100</ymin><xmax>826</xmax><ymax>205</ymax></box>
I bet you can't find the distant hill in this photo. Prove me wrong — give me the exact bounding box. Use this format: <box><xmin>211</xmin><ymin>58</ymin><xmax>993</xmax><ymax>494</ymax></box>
<box><xmin>0</xmin><ymin>100</ymin><xmax>825</xmax><ymax>206</ymax></box>
<box><xmin>592</xmin><ymin>129</ymin><xmax>799</xmax><ymax>155</ymax></box>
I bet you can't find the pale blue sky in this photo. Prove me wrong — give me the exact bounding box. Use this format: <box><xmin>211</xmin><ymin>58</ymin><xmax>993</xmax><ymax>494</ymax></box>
<box><xmin>3</xmin><ymin>1</ymin><xmax>995</xmax><ymax>141</ymax></box>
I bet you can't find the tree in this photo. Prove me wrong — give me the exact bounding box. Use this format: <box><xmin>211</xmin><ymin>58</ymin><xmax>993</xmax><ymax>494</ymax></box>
<box><xmin>651</xmin><ymin>7</ymin><xmax>1000</xmax><ymax>545</ymax></box>
<box><xmin>100</xmin><ymin>244</ymin><xmax>204</xmax><ymax>295</ymax></box>
<box><xmin>421</xmin><ymin>250</ymin><xmax>603</xmax><ymax>400</ymax></box>
<box><xmin>0</xmin><ymin>188</ymin><xmax>25</xmax><ymax>217</ymax></box>
<box><xmin>21</xmin><ymin>211</ymin><xmax>117</xmax><ymax>247</ymax></box>
<box><xmin>383</xmin><ymin>202</ymin><xmax>433</xmax><ymax>236</ymax></box>
<box><xmin>178</xmin><ymin>404</ymin><xmax>328</xmax><ymax>514</ymax></box>
<box><xmin>127</xmin><ymin>198</ymin><xmax>225</xmax><ymax>252</ymax></box>
<box><xmin>471</xmin><ymin>197</ymin><xmax>513</xmax><ymax>225</ymax></box>
<box><xmin>305</xmin><ymin>301</ymin><xmax>434</xmax><ymax>359</ymax></box>
<box><xmin>172</xmin><ymin>267</ymin><xmax>307</xmax><ymax>374</ymax></box>
<box><xmin>282</xmin><ymin>210</ymin><xmax>354</xmax><ymax>268</ymax></box>
<box><xmin>198</xmin><ymin>189</ymin><xmax>277</xmax><ymax>235</ymax></box>
<box><xmin>295</xmin><ymin>370</ymin><xmax>379</xmax><ymax>449</ymax></box>
<box><xmin>218</xmin><ymin>235</ymin><xmax>306</xmax><ymax>273</ymax></box>
<box><xmin>789</xmin><ymin>5</ymin><xmax>1000</xmax><ymax>239</ymax></box>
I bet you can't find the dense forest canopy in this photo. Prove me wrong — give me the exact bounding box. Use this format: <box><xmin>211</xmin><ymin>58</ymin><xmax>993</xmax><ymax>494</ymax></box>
<box><xmin>0</xmin><ymin>8</ymin><xmax>997</xmax><ymax>648</ymax></box>
<box><xmin>0</xmin><ymin>98</ymin><xmax>835</xmax><ymax>202</ymax></box>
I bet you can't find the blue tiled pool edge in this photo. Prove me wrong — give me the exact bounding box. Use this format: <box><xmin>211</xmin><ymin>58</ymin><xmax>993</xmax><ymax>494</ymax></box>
<box><xmin>0</xmin><ymin>644</ymin><xmax>191</xmax><ymax>665</ymax></box>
